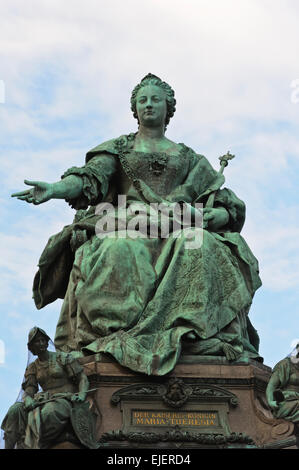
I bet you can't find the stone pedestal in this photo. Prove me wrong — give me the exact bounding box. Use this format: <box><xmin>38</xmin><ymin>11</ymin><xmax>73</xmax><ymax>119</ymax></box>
<box><xmin>79</xmin><ymin>355</ymin><xmax>298</xmax><ymax>449</ymax></box>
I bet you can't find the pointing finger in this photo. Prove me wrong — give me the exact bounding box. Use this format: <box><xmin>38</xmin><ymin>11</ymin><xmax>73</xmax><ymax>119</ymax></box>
<box><xmin>11</xmin><ymin>190</ymin><xmax>31</xmax><ymax>197</ymax></box>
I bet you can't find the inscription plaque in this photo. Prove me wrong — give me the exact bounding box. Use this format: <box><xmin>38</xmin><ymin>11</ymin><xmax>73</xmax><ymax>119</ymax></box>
<box><xmin>132</xmin><ymin>410</ymin><xmax>218</xmax><ymax>427</ymax></box>
<box><xmin>111</xmin><ymin>381</ymin><xmax>238</xmax><ymax>436</ymax></box>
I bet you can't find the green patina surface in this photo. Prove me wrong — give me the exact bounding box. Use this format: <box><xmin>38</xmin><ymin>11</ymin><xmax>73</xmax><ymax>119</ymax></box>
<box><xmin>12</xmin><ymin>74</ymin><xmax>262</xmax><ymax>376</ymax></box>
<box><xmin>266</xmin><ymin>350</ymin><xmax>299</xmax><ymax>425</ymax></box>
<box><xmin>1</xmin><ymin>327</ymin><xmax>99</xmax><ymax>449</ymax></box>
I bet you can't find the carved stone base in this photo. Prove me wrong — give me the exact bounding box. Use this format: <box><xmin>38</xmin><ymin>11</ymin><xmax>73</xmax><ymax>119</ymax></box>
<box><xmin>79</xmin><ymin>355</ymin><xmax>298</xmax><ymax>449</ymax></box>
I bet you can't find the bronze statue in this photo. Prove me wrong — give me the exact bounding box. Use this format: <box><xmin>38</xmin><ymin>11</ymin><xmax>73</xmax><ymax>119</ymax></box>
<box><xmin>266</xmin><ymin>344</ymin><xmax>299</xmax><ymax>428</ymax></box>
<box><xmin>11</xmin><ymin>74</ymin><xmax>262</xmax><ymax>376</ymax></box>
<box><xmin>1</xmin><ymin>327</ymin><xmax>99</xmax><ymax>449</ymax></box>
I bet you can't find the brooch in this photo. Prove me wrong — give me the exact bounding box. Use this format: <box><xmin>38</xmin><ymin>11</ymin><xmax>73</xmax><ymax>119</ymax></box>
<box><xmin>148</xmin><ymin>152</ymin><xmax>169</xmax><ymax>176</ymax></box>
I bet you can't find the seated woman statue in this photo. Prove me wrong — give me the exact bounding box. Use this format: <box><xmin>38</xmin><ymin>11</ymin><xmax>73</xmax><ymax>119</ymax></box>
<box><xmin>12</xmin><ymin>73</ymin><xmax>262</xmax><ymax>376</ymax></box>
<box><xmin>266</xmin><ymin>344</ymin><xmax>299</xmax><ymax>428</ymax></box>
<box><xmin>1</xmin><ymin>327</ymin><xmax>99</xmax><ymax>449</ymax></box>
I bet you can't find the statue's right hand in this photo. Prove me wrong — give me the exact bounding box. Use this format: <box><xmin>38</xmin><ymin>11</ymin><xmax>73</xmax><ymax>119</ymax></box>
<box><xmin>24</xmin><ymin>396</ymin><xmax>36</xmax><ymax>411</ymax></box>
<box><xmin>11</xmin><ymin>180</ymin><xmax>53</xmax><ymax>205</ymax></box>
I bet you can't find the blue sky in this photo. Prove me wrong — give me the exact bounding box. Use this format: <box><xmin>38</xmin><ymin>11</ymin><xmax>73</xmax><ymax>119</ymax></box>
<box><xmin>0</xmin><ymin>0</ymin><xmax>299</xmax><ymax>427</ymax></box>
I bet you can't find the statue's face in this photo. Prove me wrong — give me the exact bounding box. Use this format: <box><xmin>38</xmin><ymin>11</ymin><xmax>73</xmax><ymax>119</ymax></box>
<box><xmin>30</xmin><ymin>334</ymin><xmax>48</xmax><ymax>355</ymax></box>
<box><xmin>136</xmin><ymin>85</ymin><xmax>167</xmax><ymax>128</ymax></box>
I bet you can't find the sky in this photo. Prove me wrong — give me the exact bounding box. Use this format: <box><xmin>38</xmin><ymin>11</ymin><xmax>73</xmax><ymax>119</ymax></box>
<box><xmin>0</xmin><ymin>0</ymin><xmax>299</xmax><ymax>428</ymax></box>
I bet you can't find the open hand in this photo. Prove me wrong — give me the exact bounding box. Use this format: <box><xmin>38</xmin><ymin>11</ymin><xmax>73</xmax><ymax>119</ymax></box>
<box><xmin>11</xmin><ymin>180</ymin><xmax>53</xmax><ymax>205</ymax></box>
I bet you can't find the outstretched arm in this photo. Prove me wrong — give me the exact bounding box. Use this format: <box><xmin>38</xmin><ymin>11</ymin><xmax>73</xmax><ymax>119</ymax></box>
<box><xmin>11</xmin><ymin>175</ymin><xmax>83</xmax><ymax>205</ymax></box>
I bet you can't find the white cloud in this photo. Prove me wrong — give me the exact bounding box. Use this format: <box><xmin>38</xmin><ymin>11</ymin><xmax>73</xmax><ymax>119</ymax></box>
<box><xmin>1</xmin><ymin>0</ymin><xmax>299</xmax><ymax>294</ymax></box>
<box><xmin>1</xmin><ymin>0</ymin><xmax>299</xmax><ymax>125</ymax></box>
<box><xmin>1</xmin><ymin>0</ymin><xmax>299</xmax><ymax>428</ymax></box>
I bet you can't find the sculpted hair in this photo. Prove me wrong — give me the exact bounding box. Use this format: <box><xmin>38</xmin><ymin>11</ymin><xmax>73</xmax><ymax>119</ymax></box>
<box><xmin>130</xmin><ymin>73</ymin><xmax>176</xmax><ymax>129</ymax></box>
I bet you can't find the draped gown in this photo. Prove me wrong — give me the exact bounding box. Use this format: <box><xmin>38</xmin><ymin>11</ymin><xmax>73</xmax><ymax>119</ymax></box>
<box><xmin>33</xmin><ymin>133</ymin><xmax>262</xmax><ymax>375</ymax></box>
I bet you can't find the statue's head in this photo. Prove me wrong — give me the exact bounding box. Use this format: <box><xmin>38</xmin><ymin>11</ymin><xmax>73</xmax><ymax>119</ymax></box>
<box><xmin>130</xmin><ymin>73</ymin><xmax>176</xmax><ymax>130</ymax></box>
<box><xmin>27</xmin><ymin>326</ymin><xmax>50</xmax><ymax>355</ymax></box>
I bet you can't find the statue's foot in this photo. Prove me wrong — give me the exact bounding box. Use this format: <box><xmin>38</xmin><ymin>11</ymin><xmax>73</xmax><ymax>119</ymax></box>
<box><xmin>182</xmin><ymin>336</ymin><xmax>222</xmax><ymax>355</ymax></box>
<box><xmin>182</xmin><ymin>335</ymin><xmax>242</xmax><ymax>361</ymax></box>
<box><xmin>221</xmin><ymin>343</ymin><xmax>240</xmax><ymax>361</ymax></box>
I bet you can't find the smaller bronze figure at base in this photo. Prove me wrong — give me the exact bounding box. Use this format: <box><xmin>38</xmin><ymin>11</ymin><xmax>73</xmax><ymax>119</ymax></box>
<box><xmin>266</xmin><ymin>344</ymin><xmax>299</xmax><ymax>431</ymax></box>
<box><xmin>1</xmin><ymin>327</ymin><xmax>99</xmax><ymax>449</ymax></box>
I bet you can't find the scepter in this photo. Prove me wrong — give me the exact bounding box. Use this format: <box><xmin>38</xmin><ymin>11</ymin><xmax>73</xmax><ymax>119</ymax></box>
<box><xmin>205</xmin><ymin>151</ymin><xmax>235</xmax><ymax>209</ymax></box>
